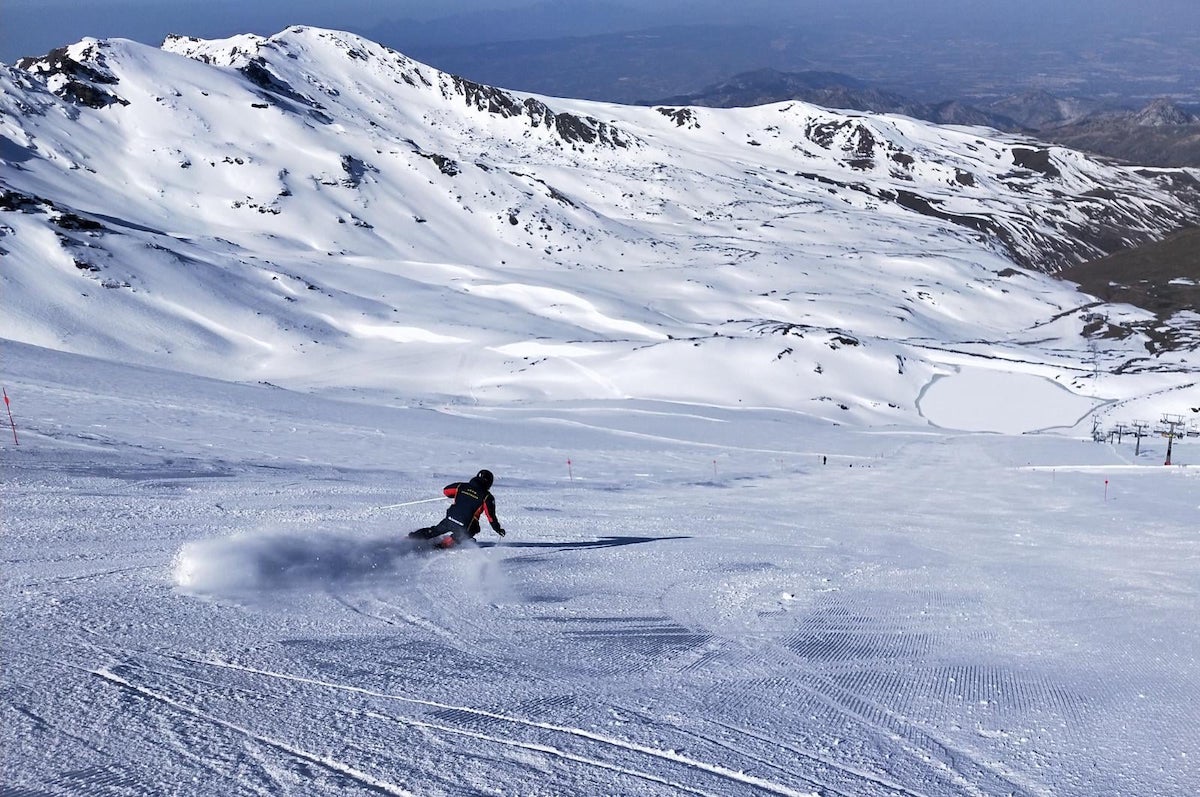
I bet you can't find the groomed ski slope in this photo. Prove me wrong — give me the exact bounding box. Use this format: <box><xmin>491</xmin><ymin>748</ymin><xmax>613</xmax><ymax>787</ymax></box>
<box><xmin>4</xmin><ymin>343</ymin><xmax>1198</xmax><ymax>796</ymax></box>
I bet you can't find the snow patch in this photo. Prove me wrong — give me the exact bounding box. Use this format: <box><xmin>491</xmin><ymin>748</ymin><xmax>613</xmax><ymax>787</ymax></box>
<box><xmin>339</xmin><ymin>321</ymin><xmax>467</xmax><ymax>344</ymax></box>
<box><xmin>472</xmin><ymin>283</ymin><xmax>669</xmax><ymax>341</ymax></box>
<box><xmin>492</xmin><ymin>341</ymin><xmax>610</xmax><ymax>358</ymax></box>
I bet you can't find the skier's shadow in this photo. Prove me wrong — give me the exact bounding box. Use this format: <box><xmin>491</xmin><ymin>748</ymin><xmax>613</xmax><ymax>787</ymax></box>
<box><xmin>475</xmin><ymin>535</ymin><xmax>689</xmax><ymax>552</ymax></box>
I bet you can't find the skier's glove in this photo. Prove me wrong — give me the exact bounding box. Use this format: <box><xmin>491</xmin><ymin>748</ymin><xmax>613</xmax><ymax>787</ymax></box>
<box><xmin>495</xmin><ymin>527</ymin><xmax>507</xmax><ymax>537</ymax></box>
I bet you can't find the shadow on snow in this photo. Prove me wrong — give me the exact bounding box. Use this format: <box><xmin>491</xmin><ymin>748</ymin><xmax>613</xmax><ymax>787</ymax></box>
<box><xmin>477</xmin><ymin>535</ymin><xmax>690</xmax><ymax>552</ymax></box>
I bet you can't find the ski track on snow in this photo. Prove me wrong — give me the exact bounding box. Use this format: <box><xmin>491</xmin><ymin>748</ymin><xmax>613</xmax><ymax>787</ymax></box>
<box><xmin>92</xmin><ymin>668</ymin><xmax>419</xmax><ymax>797</ymax></box>
<box><xmin>180</xmin><ymin>657</ymin><xmax>820</xmax><ymax>797</ymax></box>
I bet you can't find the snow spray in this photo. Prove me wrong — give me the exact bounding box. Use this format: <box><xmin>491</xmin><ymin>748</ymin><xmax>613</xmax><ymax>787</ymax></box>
<box><xmin>3</xmin><ymin>389</ymin><xmax>16</xmax><ymax>445</ymax></box>
<box><xmin>172</xmin><ymin>529</ymin><xmax>418</xmax><ymax>595</ymax></box>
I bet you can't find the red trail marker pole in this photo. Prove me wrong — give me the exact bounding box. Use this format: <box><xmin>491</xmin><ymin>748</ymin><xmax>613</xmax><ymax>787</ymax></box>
<box><xmin>2</xmin><ymin>389</ymin><xmax>16</xmax><ymax>446</ymax></box>
<box><xmin>567</xmin><ymin>458</ymin><xmax>573</xmax><ymax>481</ymax></box>
<box><xmin>1104</xmin><ymin>479</ymin><xmax>1109</xmax><ymax>501</ymax></box>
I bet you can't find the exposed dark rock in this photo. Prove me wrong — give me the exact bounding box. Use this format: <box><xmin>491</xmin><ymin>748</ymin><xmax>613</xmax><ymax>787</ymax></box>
<box><xmin>515</xmin><ymin>174</ymin><xmax>575</xmax><ymax>207</ymax></box>
<box><xmin>805</xmin><ymin>120</ymin><xmax>845</xmax><ymax>149</ymax></box>
<box><xmin>888</xmin><ymin>189</ymin><xmax>998</xmax><ymax>235</ymax></box>
<box><xmin>238</xmin><ymin>57</ymin><xmax>333</xmax><ymax>123</ymax></box>
<box><xmin>523</xmin><ymin>97</ymin><xmax>628</xmax><ymax>147</ymax></box>
<box><xmin>54</xmin><ymin>212</ymin><xmax>105</xmax><ymax>231</ymax></box>
<box><xmin>17</xmin><ymin>45</ymin><xmax>128</xmax><ymax>108</ymax></box>
<box><xmin>1011</xmin><ymin>147</ymin><xmax>1061</xmax><ymax>178</ymax></box>
<box><xmin>59</xmin><ymin>81</ymin><xmax>128</xmax><ymax>109</ymax></box>
<box><xmin>340</xmin><ymin>155</ymin><xmax>377</xmax><ymax>187</ymax></box>
<box><xmin>804</xmin><ymin>120</ymin><xmax>906</xmax><ymax>170</ymax></box>
<box><xmin>425</xmin><ymin>153</ymin><xmax>460</xmax><ymax>177</ymax></box>
<box><xmin>845</xmin><ymin>125</ymin><xmax>878</xmax><ymax>170</ymax></box>
<box><xmin>656</xmin><ymin>107</ymin><xmax>700</xmax><ymax>129</ymax></box>
<box><xmin>449</xmin><ymin>75</ymin><xmax>629</xmax><ymax>147</ymax></box>
<box><xmin>0</xmin><ymin>189</ymin><xmax>49</xmax><ymax>213</ymax></box>
<box><xmin>450</xmin><ymin>75</ymin><xmax>524</xmax><ymax>117</ymax></box>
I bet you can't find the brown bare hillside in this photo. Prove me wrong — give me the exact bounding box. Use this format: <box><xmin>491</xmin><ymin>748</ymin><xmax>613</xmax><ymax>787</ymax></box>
<box><xmin>1062</xmin><ymin>227</ymin><xmax>1200</xmax><ymax>317</ymax></box>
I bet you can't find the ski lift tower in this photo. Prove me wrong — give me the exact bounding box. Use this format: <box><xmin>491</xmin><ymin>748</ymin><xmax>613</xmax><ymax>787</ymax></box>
<box><xmin>1131</xmin><ymin>421</ymin><xmax>1151</xmax><ymax>456</ymax></box>
<box><xmin>1157</xmin><ymin>414</ymin><xmax>1187</xmax><ymax>465</ymax></box>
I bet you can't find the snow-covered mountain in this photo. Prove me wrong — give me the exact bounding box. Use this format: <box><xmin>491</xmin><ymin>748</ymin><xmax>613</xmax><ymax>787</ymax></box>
<box><xmin>3</xmin><ymin>26</ymin><xmax>1199</xmax><ymax>430</ymax></box>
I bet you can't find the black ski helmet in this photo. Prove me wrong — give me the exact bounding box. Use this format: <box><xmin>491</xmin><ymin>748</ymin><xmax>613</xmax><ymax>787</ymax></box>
<box><xmin>475</xmin><ymin>469</ymin><xmax>494</xmax><ymax>489</ymax></box>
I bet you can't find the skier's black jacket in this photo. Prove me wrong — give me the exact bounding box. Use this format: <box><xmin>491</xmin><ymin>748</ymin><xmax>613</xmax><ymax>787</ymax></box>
<box><xmin>442</xmin><ymin>475</ymin><xmax>501</xmax><ymax>534</ymax></box>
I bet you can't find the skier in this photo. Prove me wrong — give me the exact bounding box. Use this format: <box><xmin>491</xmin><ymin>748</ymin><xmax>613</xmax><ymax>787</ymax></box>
<box><xmin>409</xmin><ymin>469</ymin><xmax>506</xmax><ymax>548</ymax></box>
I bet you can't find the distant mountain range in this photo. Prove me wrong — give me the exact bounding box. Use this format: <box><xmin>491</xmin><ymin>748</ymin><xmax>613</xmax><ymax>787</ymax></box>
<box><xmin>649</xmin><ymin>68</ymin><xmax>1026</xmax><ymax>132</ymax></box>
<box><xmin>2</xmin><ymin>27</ymin><xmax>1198</xmax><ymax>425</ymax></box>
<box><xmin>647</xmin><ymin>69</ymin><xmax>1200</xmax><ymax>168</ymax></box>
<box><xmin>1044</xmin><ymin>99</ymin><xmax>1200</xmax><ymax>169</ymax></box>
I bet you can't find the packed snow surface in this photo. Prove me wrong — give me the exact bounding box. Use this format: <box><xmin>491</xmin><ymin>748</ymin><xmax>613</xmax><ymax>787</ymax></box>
<box><xmin>4</xmin><ymin>343</ymin><xmax>1199</xmax><ymax>796</ymax></box>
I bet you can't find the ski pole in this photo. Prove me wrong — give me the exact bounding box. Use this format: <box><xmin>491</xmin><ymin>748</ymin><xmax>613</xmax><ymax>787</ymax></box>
<box><xmin>375</xmin><ymin>496</ymin><xmax>446</xmax><ymax>510</ymax></box>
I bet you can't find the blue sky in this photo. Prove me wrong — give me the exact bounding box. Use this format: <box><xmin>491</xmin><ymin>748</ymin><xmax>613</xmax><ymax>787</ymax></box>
<box><xmin>4</xmin><ymin>0</ymin><xmax>1197</xmax><ymax>93</ymax></box>
<box><xmin>5</xmin><ymin>0</ymin><xmax>1191</xmax><ymax>62</ymax></box>
<box><xmin>2</xmin><ymin>0</ymin><xmax>482</xmax><ymax>61</ymax></box>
